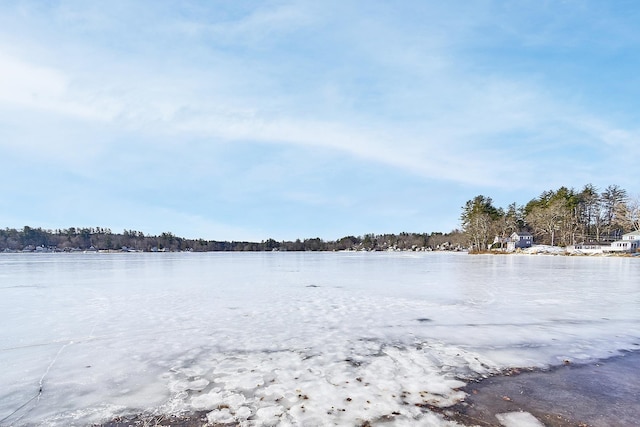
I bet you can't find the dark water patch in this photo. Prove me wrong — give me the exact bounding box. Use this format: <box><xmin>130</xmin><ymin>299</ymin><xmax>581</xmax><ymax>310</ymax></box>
<box><xmin>416</xmin><ymin>318</ymin><xmax>433</xmax><ymax>323</ymax></box>
<box><xmin>438</xmin><ymin>350</ymin><xmax>640</xmax><ymax>427</ymax></box>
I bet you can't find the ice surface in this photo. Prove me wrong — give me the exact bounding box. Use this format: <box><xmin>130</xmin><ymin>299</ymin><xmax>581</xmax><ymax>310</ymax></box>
<box><xmin>0</xmin><ymin>252</ymin><xmax>638</xmax><ymax>426</ymax></box>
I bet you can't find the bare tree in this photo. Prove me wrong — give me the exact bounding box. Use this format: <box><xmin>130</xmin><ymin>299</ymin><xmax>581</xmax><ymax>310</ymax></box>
<box><xmin>526</xmin><ymin>199</ymin><xmax>566</xmax><ymax>246</ymax></box>
<box><xmin>617</xmin><ymin>195</ymin><xmax>640</xmax><ymax>232</ymax></box>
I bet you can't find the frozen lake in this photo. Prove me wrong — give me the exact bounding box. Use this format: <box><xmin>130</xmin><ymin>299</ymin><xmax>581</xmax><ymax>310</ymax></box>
<box><xmin>1</xmin><ymin>252</ymin><xmax>639</xmax><ymax>426</ymax></box>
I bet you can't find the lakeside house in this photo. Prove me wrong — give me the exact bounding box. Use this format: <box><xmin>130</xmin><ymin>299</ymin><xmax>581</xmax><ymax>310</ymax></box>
<box><xmin>607</xmin><ymin>231</ymin><xmax>640</xmax><ymax>253</ymax></box>
<box><xmin>567</xmin><ymin>242</ymin><xmax>611</xmax><ymax>255</ymax></box>
<box><xmin>568</xmin><ymin>231</ymin><xmax>640</xmax><ymax>254</ymax></box>
<box><xmin>506</xmin><ymin>231</ymin><xmax>533</xmax><ymax>251</ymax></box>
<box><xmin>492</xmin><ymin>231</ymin><xmax>533</xmax><ymax>251</ymax></box>
<box><xmin>622</xmin><ymin>231</ymin><xmax>640</xmax><ymax>240</ymax></box>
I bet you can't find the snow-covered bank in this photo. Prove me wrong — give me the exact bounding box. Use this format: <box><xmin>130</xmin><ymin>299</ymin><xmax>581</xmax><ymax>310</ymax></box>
<box><xmin>489</xmin><ymin>244</ymin><xmax>638</xmax><ymax>257</ymax></box>
<box><xmin>520</xmin><ymin>244</ymin><xmax>567</xmax><ymax>255</ymax></box>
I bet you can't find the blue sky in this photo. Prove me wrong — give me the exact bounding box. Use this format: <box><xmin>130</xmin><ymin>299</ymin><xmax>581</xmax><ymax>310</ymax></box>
<box><xmin>1</xmin><ymin>1</ymin><xmax>639</xmax><ymax>241</ymax></box>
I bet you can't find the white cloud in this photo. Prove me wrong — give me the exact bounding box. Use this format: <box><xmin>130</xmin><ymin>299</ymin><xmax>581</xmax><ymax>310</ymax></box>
<box><xmin>0</xmin><ymin>51</ymin><xmax>107</xmax><ymax>120</ymax></box>
<box><xmin>0</xmin><ymin>51</ymin><xmax>62</xmax><ymax>107</ymax></box>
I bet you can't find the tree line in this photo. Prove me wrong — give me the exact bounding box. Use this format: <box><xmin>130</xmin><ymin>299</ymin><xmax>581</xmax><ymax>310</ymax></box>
<box><xmin>461</xmin><ymin>184</ymin><xmax>640</xmax><ymax>251</ymax></box>
<box><xmin>0</xmin><ymin>226</ymin><xmax>467</xmax><ymax>252</ymax></box>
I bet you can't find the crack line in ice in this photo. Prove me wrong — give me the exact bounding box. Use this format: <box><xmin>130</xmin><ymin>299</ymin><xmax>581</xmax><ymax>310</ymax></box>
<box><xmin>38</xmin><ymin>341</ymin><xmax>72</xmax><ymax>402</ymax></box>
<box><xmin>0</xmin><ymin>392</ymin><xmax>39</xmax><ymax>425</ymax></box>
<box><xmin>0</xmin><ymin>341</ymin><xmax>72</xmax><ymax>425</ymax></box>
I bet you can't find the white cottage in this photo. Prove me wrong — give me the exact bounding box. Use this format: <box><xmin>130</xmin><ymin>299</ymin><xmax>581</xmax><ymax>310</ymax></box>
<box><xmin>622</xmin><ymin>231</ymin><xmax>640</xmax><ymax>240</ymax></box>
<box><xmin>607</xmin><ymin>231</ymin><xmax>640</xmax><ymax>253</ymax></box>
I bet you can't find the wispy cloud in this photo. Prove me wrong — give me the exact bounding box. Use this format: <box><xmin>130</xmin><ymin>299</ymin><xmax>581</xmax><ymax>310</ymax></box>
<box><xmin>0</xmin><ymin>51</ymin><xmax>102</xmax><ymax>120</ymax></box>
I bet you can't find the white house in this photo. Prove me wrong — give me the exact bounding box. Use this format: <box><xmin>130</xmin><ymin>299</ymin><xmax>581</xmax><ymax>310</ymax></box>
<box><xmin>607</xmin><ymin>231</ymin><xmax>640</xmax><ymax>253</ymax></box>
<box><xmin>567</xmin><ymin>243</ymin><xmax>610</xmax><ymax>254</ymax></box>
<box><xmin>621</xmin><ymin>231</ymin><xmax>640</xmax><ymax>240</ymax></box>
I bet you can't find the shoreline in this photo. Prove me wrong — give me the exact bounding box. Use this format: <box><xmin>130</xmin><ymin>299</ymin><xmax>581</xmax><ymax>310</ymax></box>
<box><xmin>94</xmin><ymin>351</ymin><xmax>640</xmax><ymax>427</ymax></box>
<box><xmin>436</xmin><ymin>350</ymin><xmax>640</xmax><ymax>427</ymax></box>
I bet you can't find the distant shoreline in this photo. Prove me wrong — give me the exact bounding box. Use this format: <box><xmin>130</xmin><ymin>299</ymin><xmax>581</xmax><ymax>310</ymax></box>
<box><xmin>1</xmin><ymin>227</ymin><xmax>465</xmax><ymax>253</ymax></box>
<box><xmin>2</xmin><ymin>247</ymin><xmax>639</xmax><ymax>257</ymax></box>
